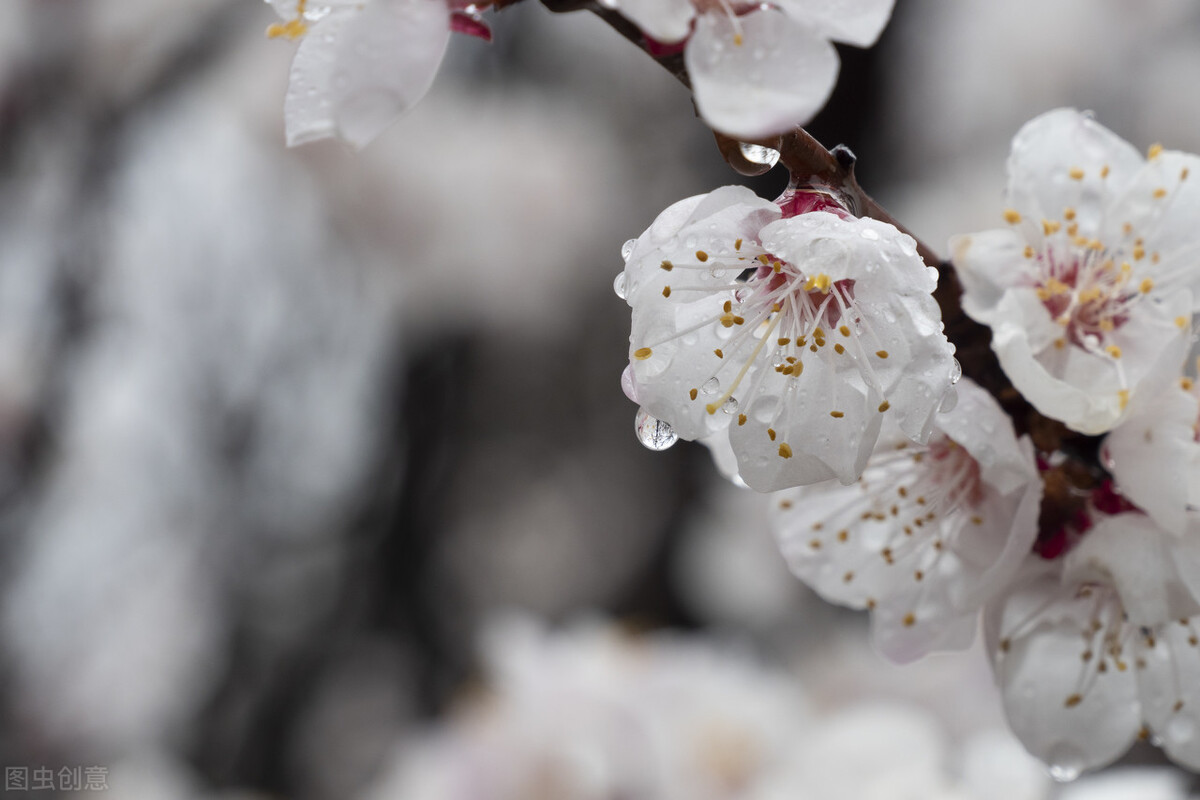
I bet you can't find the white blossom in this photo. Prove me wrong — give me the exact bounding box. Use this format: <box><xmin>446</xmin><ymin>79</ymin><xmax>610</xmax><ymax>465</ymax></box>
<box><xmin>950</xmin><ymin>107</ymin><xmax>1200</xmax><ymax>435</ymax></box>
<box><xmin>1102</xmin><ymin>370</ymin><xmax>1200</xmax><ymax>536</ymax></box>
<box><xmin>620</xmin><ymin>185</ymin><xmax>955</xmax><ymax>491</ymax></box>
<box><xmin>986</xmin><ymin>512</ymin><xmax>1200</xmax><ymax>776</ymax></box>
<box><xmin>265</xmin><ymin>0</ymin><xmax>456</xmax><ymax>147</ymax></box>
<box><xmin>772</xmin><ymin>378</ymin><xmax>1041</xmax><ymax>662</ymax></box>
<box><xmin>607</xmin><ymin>0</ymin><xmax>894</xmax><ymax>138</ymax></box>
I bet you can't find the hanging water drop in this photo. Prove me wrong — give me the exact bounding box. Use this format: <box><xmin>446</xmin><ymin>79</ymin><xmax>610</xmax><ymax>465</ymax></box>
<box><xmin>612</xmin><ymin>272</ymin><xmax>628</xmax><ymax>299</ymax></box>
<box><xmin>621</xmin><ymin>238</ymin><xmax>637</xmax><ymax>263</ymax></box>
<box><xmin>635</xmin><ymin>408</ymin><xmax>678</xmax><ymax>451</ymax></box>
<box><xmin>620</xmin><ymin>365</ymin><xmax>639</xmax><ymax>403</ymax></box>
<box><xmin>939</xmin><ymin>386</ymin><xmax>959</xmax><ymax>413</ymax></box>
<box><xmin>1046</xmin><ymin>745</ymin><xmax>1084</xmax><ymax>783</ymax></box>
<box><xmin>722</xmin><ymin>397</ymin><xmax>739</xmax><ymax>414</ymax></box>
<box><xmin>950</xmin><ymin>358</ymin><xmax>962</xmax><ymax>384</ymax></box>
<box><xmin>738</xmin><ymin>142</ymin><xmax>780</xmax><ymax>168</ymax></box>
<box><xmin>860</xmin><ymin>228</ymin><xmax>880</xmax><ymax>241</ymax></box>
<box><xmin>702</xmin><ymin>377</ymin><xmax>721</xmax><ymax>395</ymax></box>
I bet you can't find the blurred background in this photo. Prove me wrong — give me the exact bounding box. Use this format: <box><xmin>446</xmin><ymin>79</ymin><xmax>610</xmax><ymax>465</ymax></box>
<box><xmin>2</xmin><ymin>0</ymin><xmax>1200</xmax><ymax>797</ymax></box>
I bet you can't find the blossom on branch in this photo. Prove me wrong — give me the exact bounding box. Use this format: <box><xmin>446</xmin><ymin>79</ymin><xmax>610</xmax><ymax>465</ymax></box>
<box><xmin>265</xmin><ymin>0</ymin><xmax>487</xmax><ymax>147</ymax></box>
<box><xmin>986</xmin><ymin>512</ymin><xmax>1200</xmax><ymax>777</ymax></box>
<box><xmin>772</xmin><ymin>378</ymin><xmax>1041</xmax><ymax>663</ymax></box>
<box><xmin>606</xmin><ymin>0</ymin><xmax>895</xmax><ymax>138</ymax></box>
<box><xmin>619</xmin><ymin>185</ymin><xmax>955</xmax><ymax>491</ymax></box>
<box><xmin>950</xmin><ymin>108</ymin><xmax>1200</xmax><ymax>435</ymax></box>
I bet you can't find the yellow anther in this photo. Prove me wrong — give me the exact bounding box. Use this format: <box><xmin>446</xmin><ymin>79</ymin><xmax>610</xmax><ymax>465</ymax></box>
<box><xmin>719</xmin><ymin>314</ymin><xmax>736</xmax><ymax>327</ymax></box>
<box><xmin>839</xmin><ymin>325</ymin><xmax>850</xmax><ymax>336</ymax></box>
<box><xmin>830</xmin><ymin>410</ymin><xmax>844</xmax><ymax>418</ymax></box>
<box><xmin>757</xmin><ymin>254</ymin><xmax>771</xmax><ymax>265</ymax></box>
<box><xmin>902</xmin><ymin>613</ymin><xmax>916</xmax><ymax>627</ymax></box>
<box><xmin>733</xmin><ymin>32</ymin><xmax>744</xmax><ymax>45</ymax></box>
<box><xmin>705</xmin><ymin>403</ymin><xmax>718</xmax><ymax>414</ymax></box>
<box><xmin>1148</xmin><ymin>143</ymin><xmax>1164</xmax><ymax>160</ymax></box>
<box><xmin>1054</xmin><ymin>338</ymin><xmax>1065</xmax><ymax>349</ymax></box>
<box><xmin>1177</xmin><ymin>316</ymin><xmax>1189</xmax><ymax>329</ymax></box>
<box><xmin>1140</xmin><ymin>278</ymin><xmax>1154</xmax><ymax>293</ymax></box>
<box><xmin>1043</xmin><ymin>219</ymin><xmax>1061</xmax><ymax>235</ymax></box>
<box><xmin>689</xmin><ymin>388</ymin><xmax>698</xmax><ymax>400</ymax></box>
<box><xmin>1121</xmin><ymin>261</ymin><xmax>1132</xmax><ymax>274</ymax></box>
<box><xmin>1065</xmin><ymin>694</ymin><xmax>1083</xmax><ymax>708</ymax></box>
<box><xmin>1071</xmin><ymin>236</ymin><xmax>1089</xmax><ymax>248</ymax></box>
<box><xmin>1067</xmin><ymin>223</ymin><xmax>1079</xmax><ymax>237</ymax></box>
<box><xmin>737</xmin><ymin>413</ymin><xmax>747</xmax><ymax>426</ymax></box>
<box><xmin>1101</xmin><ymin>164</ymin><xmax>1111</xmax><ymax>178</ymax></box>
<box><xmin>1003</xmin><ymin>208</ymin><xmax>1022</xmax><ymax>224</ymax></box>
<box><xmin>834</xmin><ymin>343</ymin><xmax>845</xmax><ymax>354</ymax></box>
<box><xmin>267</xmin><ymin>17</ymin><xmax>309</xmax><ymax>39</ymax></box>
<box><xmin>1182</xmin><ymin>378</ymin><xmax>1195</xmax><ymax>391</ymax></box>
<box><xmin>1099</xmin><ymin>319</ymin><xmax>1114</xmax><ymax>332</ymax></box>
<box><xmin>1133</xmin><ymin>245</ymin><xmax>1146</xmax><ymax>260</ymax></box>
<box><xmin>767</xmin><ymin>428</ymin><xmax>777</xmax><ymax>441</ymax></box>
<box><xmin>776</xmin><ymin>337</ymin><xmax>790</xmax><ymax>346</ymax></box>
<box><xmin>634</xmin><ymin>347</ymin><xmax>652</xmax><ymax>360</ymax></box>
<box><xmin>1119</xmin><ymin>389</ymin><xmax>1130</xmax><ymax>410</ymax></box>
<box><xmin>778</xmin><ymin>443</ymin><xmax>792</xmax><ymax>459</ymax></box>
<box><xmin>813</xmin><ymin>327</ymin><xmax>825</xmax><ymax>339</ymax></box>
<box><xmin>1089</xmin><ymin>239</ymin><xmax>1104</xmax><ymax>251</ymax></box>
<box><xmin>662</xmin><ymin>286</ymin><xmax>671</xmax><ymax>298</ymax></box>
<box><xmin>660</xmin><ymin>260</ymin><xmax>674</xmax><ymax>271</ymax></box>
<box><xmin>878</xmin><ymin>401</ymin><xmax>890</xmax><ymax>412</ymax></box>
<box><xmin>1063</xmin><ymin>207</ymin><xmax>1077</xmax><ymax>221</ymax></box>
<box><xmin>723</xmin><ymin>300</ymin><xmax>732</xmax><ymax>313</ymax></box>
<box><xmin>1183</xmin><ymin>168</ymin><xmax>1191</xmax><ymax>181</ymax></box>
<box><xmin>773</xmin><ymin>261</ymin><xmax>783</xmax><ymax>274</ymax></box>
<box><xmin>713</xmin><ymin>348</ymin><xmax>723</xmax><ymax>358</ymax></box>
<box><xmin>971</xmin><ymin>515</ymin><xmax>983</xmax><ymax>525</ymax></box>
<box><xmin>734</xmin><ymin>238</ymin><xmax>743</xmax><ymax>250</ymax></box>
<box><xmin>1069</xmin><ymin>167</ymin><xmax>1085</xmax><ymax>180</ymax></box>
<box><xmin>1106</xmin><ymin>345</ymin><xmax>1122</xmax><ymax>359</ymax></box>
<box><xmin>875</xmin><ymin>350</ymin><xmax>889</xmax><ymax>359</ymax></box>
<box><xmin>696</xmin><ymin>250</ymin><xmax>709</xmax><ymax>262</ymax></box>
<box><xmin>733</xmin><ymin>316</ymin><xmax>745</xmax><ymax>325</ymax></box>
<box><xmin>1024</xmin><ymin>245</ymin><xmax>1035</xmax><ymax>259</ymax></box>
<box><xmin>1154</xmin><ymin>187</ymin><xmax>1168</xmax><ymax>199</ymax></box>
<box><xmin>1123</xmin><ymin>222</ymin><xmax>1133</xmax><ymax>235</ymax></box>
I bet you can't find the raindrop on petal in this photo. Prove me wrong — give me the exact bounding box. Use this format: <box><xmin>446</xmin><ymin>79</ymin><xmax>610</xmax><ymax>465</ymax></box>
<box><xmin>939</xmin><ymin>386</ymin><xmax>958</xmax><ymax>413</ymax></box>
<box><xmin>738</xmin><ymin>142</ymin><xmax>780</xmax><ymax>168</ymax></box>
<box><xmin>722</xmin><ymin>397</ymin><xmax>739</xmax><ymax>414</ymax></box>
<box><xmin>950</xmin><ymin>357</ymin><xmax>962</xmax><ymax>384</ymax></box>
<box><xmin>635</xmin><ymin>408</ymin><xmax>678</xmax><ymax>451</ymax></box>
<box><xmin>621</xmin><ymin>238</ymin><xmax>637</xmax><ymax>263</ymax></box>
<box><xmin>621</xmin><ymin>365</ymin><xmax>639</xmax><ymax>403</ymax></box>
<box><xmin>613</xmin><ymin>272</ymin><xmax>628</xmax><ymax>299</ymax></box>
<box><xmin>702</xmin><ymin>377</ymin><xmax>721</xmax><ymax>395</ymax></box>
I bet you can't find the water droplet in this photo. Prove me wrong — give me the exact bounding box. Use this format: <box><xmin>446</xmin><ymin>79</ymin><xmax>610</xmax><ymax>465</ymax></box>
<box><xmin>1046</xmin><ymin>745</ymin><xmax>1084</xmax><ymax>783</ymax></box>
<box><xmin>738</xmin><ymin>142</ymin><xmax>780</xmax><ymax>168</ymax></box>
<box><xmin>939</xmin><ymin>386</ymin><xmax>958</xmax><ymax>413</ymax></box>
<box><xmin>613</xmin><ymin>272</ymin><xmax>628</xmax><ymax>299</ymax></box>
<box><xmin>711</xmin><ymin>268</ymin><xmax>727</xmax><ymax>279</ymax></box>
<box><xmin>620</xmin><ymin>365</ymin><xmax>639</xmax><ymax>403</ymax></box>
<box><xmin>950</xmin><ymin>358</ymin><xmax>962</xmax><ymax>384</ymax></box>
<box><xmin>635</xmin><ymin>408</ymin><xmax>678</xmax><ymax>451</ymax></box>
<box><xmin>722</xmin><ymin>397</ymin><xmax>739</xmax><ymax>414</ymax></box>
<box><xmin>702</xmin><ymin>377</ymin><xmax>721</xmax><ymax>395</ymax></box>
<box><xmin>860</xmin><ymin>228</ymin><xmax>880</xmax><ymax>241</ymax></box>
<box><xmin>621</xmin><ymin>238</ymin><xmax>637</xmax><ymax>263</ymax></box>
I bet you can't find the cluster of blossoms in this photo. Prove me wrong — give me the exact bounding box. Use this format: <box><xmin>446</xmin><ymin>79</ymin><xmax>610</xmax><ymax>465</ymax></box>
<box><xmin>619</xmin><ymin>108</ymin><xmax>1200</xmax><ymax>777</ymax></box>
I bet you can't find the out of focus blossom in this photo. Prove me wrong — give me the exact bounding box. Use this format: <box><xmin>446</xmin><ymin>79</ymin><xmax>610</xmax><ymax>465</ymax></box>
<box><xmin>951</xmin><ymin>107</ymin><xmax>1200</xmax><ymax>435</ymax></box>
<box><xmin>608</xmin><ymin>0</ymin><xmax>894</xmax><ymax>138</ymax></box>
<box><xmin>772</xmin><ymin>379</ymin><xmax>1041</xmax><ymax>662</ymax></box>
<box><xmin>265</xmin><ymin>0</ymin><xmax>484</xmax><ymax>146</ymax></box>
<box><xmin>365</xmin><ymin>617</ymin><xmax>1051</xmax><ymax>800</ymax></box>
<box><xmin>620</xmin><ymin>185</ymin><xmax>954</xmax><ymax>490</ymax></box>
<box><xmin>987</xmin><ymin>512</ymin><xmax>1200</xmax><ymax>776</ymax></box>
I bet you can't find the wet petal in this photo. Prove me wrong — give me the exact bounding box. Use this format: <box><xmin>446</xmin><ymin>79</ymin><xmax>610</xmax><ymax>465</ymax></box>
<box><xmin>773</xmin><ymin>0</ymin><xmax>895</xmax><ymax>46</ymax></box>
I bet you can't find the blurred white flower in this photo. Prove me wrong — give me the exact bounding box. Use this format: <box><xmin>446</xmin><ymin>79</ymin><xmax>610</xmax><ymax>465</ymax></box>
<box><xmin>265</xmin><ymin>0</ymin><xmax>468</xmax><ymax>147</ymax></box>
<box><xmin>608</xmin><ymin>0</ymin><xmax>894</xmax><ymax>138</ymax></box>
<box><xmin>620</xmin><ymin>185</ymin><xmax>954</xmax><ymax>490</ymax></box>
<box><xmin>986</xmin><ymin>512</ymin><xmax>1200</xmax><ymax>777</ymax></box>
<box><xmin>950</xmin><ymin>107</ymin><xmax>1200</xmax><ymax>435</ymax></box>
<box><xmin>772</xmin><ymin>378</ymin><xmax>1041</xmax><ymax>663</ymax></box>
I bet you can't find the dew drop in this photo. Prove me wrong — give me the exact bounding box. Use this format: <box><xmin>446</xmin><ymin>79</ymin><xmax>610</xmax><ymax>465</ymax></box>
<box><xmin>939</xmin><ymin>386</ymin><xmax>959</xmax><ymax>413</ymax></box>
<box><xmin>950</xmin><ymin>358</ymin><xmax>962</xmax><ymax>384</ymax></box>
<box><xmin>738</xmin><ymin>142</ymin><xmax>780</xmax><ymax>168</ymax></box>
<box><xmin>702</xmin><ymin>377</ymin><xmax>721</xmax><ymax>395</ymax></box>
<box><xmin>635</xmin><ymin>408</ymin><xmax>678</xmax><ymax>451</ymax></box>
<box><xmin>860</xmin><ymin>228</ymin><xmax>880</xmax><ymax>241</ymax></box>
<box><xmin>620</xmin><ymin>365</ymin><xmax>639</xmax><ymax>403</ymax></box>
<box><xmin>722</xmin><ymin>397</ymin><xmax>739</xmax><ymax>414</ymax></box>
<box><xmin>1046</xmin><ymin>745</ymin><xmax>1084</xmax><ymax>783</ymax></box>
<box><xmin>613</xmin><ymin>272</ymin><xmax>628</xmax><ymax>299</ymax></box>
<box><xmin>621</xmin><ymin>238</ymin><xmax>637</xmax><ymax>263</ymax></box>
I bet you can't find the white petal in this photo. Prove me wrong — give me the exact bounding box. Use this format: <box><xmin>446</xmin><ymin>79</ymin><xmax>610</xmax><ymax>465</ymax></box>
<box><xmin>686</xmin><ymin>9</ymin><xmax>838</xmax><ymax>139</ymax></box>
<box><xmin>771</xmin><ymin>0</ymin><xmax>895</xmax><ymax>46</ymax></box>
<box><xmin>986</xmin><ymin>568</ymin><xmax>1141</xmax><ymax>776</ymax></box>
<box><xmin>1110</xmin><ymin>151</ymin><xmax>1200</xmax><ymax>297</ymax></box>
<box><xmin>1104</xmin><ymin>380</ymin><xmax>1200</xmax><ymax>536</ymax></box>
<box><xmin>609</xmin><ymin>0</ymin><xmax>695</xmax><ymax>43</ymax></box>
<box><xmin>1005</xmin><ymin>108</ymin><xmax>1143</xmax><ymax>236</ymax></box>
<box><xmin>1064</xmin><ymin>513</ymin><xmax>1200</xmax><ymax>627</ymax></box>
<box><xmin>1136</xmin><ymin>620</ymin><xmax>1200</xmax><ymax>771</ymax></box>
<box><xmin>950</xmin><ymin>228</ymin><xmax>1037</xmax><ymax>320</ymax></box>
<box><xmin>284</xmin><ymin>0</ymin><xmax>450</xmax><ymax>147</ymax></box>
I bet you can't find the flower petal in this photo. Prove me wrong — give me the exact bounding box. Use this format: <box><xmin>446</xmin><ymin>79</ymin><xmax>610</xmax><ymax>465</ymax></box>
<box><xmin>284</xmin><ymin>0</ymin><xmax>450</xmax><ymax>147</ymax></box>
<box><xmin>686</xmin><ymin>9</ymin><xmax>838</xmax><ymax>139</ymax></box>
<box><xmin>772</xmin><ymin>0</ymin><xmax>895</xmax><ymax>47</ymax></box>
<box><xmin>607</xmin><ymin>0</ymin><xmax>695</xmax><ymax>44</ymax></box>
